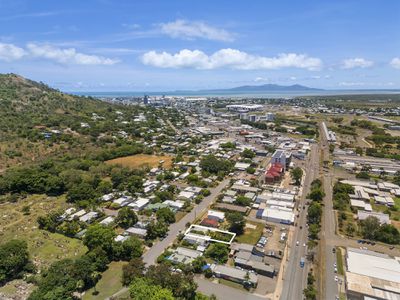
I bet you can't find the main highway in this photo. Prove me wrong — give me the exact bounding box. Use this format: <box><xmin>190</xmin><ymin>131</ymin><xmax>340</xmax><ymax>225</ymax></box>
<box><xmin>280</xmin><ymin>142</ymin><xmax>319</xmax><ymax>300</ymax></box>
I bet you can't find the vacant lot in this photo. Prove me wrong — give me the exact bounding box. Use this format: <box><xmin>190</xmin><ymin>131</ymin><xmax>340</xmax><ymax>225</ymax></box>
<box><xmin>235</xmin><ymin>221</ymin><xmax>264</xmax><ymax>244</ymax></box>
<box><xmin>0</xmin><ymin>195</ymin><xmax>87</xmax><ymax>270</ymax></box>
<box><xmin>106</xmin><ymin>154</ymin><xmax>173</xmax><ymax>169</ymax></box>
<box><xmin>83</xmin><ymin>261</ymin><xmax>125</xmax><ymax>300</ymax></box>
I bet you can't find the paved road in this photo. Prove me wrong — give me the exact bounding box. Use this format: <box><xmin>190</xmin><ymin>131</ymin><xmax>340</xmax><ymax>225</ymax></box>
<box><xmin>280</xmin><ymin>143</ymin><xmax>319</xmax><ymax>300</ymax></box>
<box><xmin>108</xmin><ymin>178</ymin><xmax>230</xmax><ymax>299</ymax></box>
<box><xmin>319</xmin><ymin>129</ymin><xmax>339</xmax><ymax>300</ymax></box>
<box><xmin>196</xmin><ymin>277</ymin><xmax>268</xmax><ymax>300</ymax></box>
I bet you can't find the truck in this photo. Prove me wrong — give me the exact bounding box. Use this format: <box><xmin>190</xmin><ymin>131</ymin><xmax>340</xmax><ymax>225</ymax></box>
<box><xmin>300</xmin><ymin>257</ymin><xmax>305</xmax><ymax>268</ymax></box>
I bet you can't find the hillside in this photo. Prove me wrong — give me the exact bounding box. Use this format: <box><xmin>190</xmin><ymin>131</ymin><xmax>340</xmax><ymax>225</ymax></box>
<box><xmin>0</xmin><ymin>74</ymin><xmax>176</xmax><ymax>171</ymax></box>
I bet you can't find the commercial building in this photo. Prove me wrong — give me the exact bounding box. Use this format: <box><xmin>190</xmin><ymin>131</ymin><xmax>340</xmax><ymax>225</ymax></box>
<box><xmin>357</xmin><ymin>210</ymin><xmax>390</xmax><ymax>224</ymax></box>
<box><xmin>261</xmin><ymin>207</ymin><xmax>294</xmax><ymax>225</ymax></box>
<box><xmin>211</xmin><ymin>264</ymin><xmax>258</xmax><ymax>287</ymax></box>
<box><xmin>345</xmin><ymin>248</ymin><xmax>400</xmax><ymax>300</ymax></box>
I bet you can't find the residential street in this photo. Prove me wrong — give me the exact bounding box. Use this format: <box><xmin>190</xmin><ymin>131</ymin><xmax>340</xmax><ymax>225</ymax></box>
<box><xmin>280</xmin><ymin>143</ymin><xmax>319</xmax><ymax>300</ymax></box>
<box><xmin>108</xmin><ymin>178</ymin><xmax>231</xmax><ymax>299</ymax></box>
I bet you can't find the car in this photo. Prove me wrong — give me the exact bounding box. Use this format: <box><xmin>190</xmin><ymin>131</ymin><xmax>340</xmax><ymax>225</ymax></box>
<box><xmin>332</xmin><ymin>248</ymin><xmax>336</xmax><ymax>253</ymax></box>
<box><xmin>296</xmin><ymin>241</ymin><xmax>299</xmax><ymax>246</ymax></box>
<box><xmin>357</xmin><ymin>240</ymin><xmax>363</xmax><ymax>244</ymax></box>
<box><xmin>334</xmin><ymin>263</ymin><xmax>337</xmax><ymax>268</ymax></box>
<box><xmin>334</xmin><ymin>276</ymin><xmax>338</xmax><ymax>282</ymax></box>
<box><xmin>303</xmin><ymin>243</ymin><xmax>306</xmax><ymax>247</ymax></box>
<box><xmin>299</xmin><ymin>226</ymin><xmax>303</xmax><ymax>229</ymax></box>
<box><xmin>371</xmin><ymin>242</ymin><xmax>376</xmax><ymax>246</ymax></box>
<box><xmin>334</xmin><ymin>267</ymin><xmax>338</xmax><ymax>273</ymax></box>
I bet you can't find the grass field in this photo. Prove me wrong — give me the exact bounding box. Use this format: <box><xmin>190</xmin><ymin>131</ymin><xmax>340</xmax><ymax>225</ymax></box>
<box><xmin>83</xmin><ymin>261</ymin><xmax>125</xmax><ymax>300</ymax></box>
<box><xmin>0</xmin><ymin>195</ymin><xmax>87</xmax><ymax>270</ymax></box>
<box><xmin>105</xmin><ymin>154</ymin><xmax>173</xmax><ymax>169</ymax></box>
<box><xmin>235</xmin><ymin>221</ymin><xmax>264</xmax><ymax>244</ymax></box>
<box><xmin>336</xmin><ymin>247</ymin><xmax>344</xmax><ymax>276</ymax></box>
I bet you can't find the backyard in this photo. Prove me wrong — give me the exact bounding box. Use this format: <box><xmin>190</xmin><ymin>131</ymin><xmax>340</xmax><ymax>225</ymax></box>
<box><xmin>106</xmin><ymin>154</ymin><xmax>174</xmax><ymax>169</ymax></box>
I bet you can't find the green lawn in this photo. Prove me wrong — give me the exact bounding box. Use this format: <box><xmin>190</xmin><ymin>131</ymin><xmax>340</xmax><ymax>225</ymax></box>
<box><xmin>83</xmin><ymin>261</ymin><xmax>125</xmax><ymax>300</ymax></box>
<box><xmin>336</xmin><ymin>247</ymin><xmax>344</xmax><ymax>276</ymax></box>
<box><xmin>235</xmin><ymin>221</ymin><xmax>264</xmax><ymax>244</ymax></box>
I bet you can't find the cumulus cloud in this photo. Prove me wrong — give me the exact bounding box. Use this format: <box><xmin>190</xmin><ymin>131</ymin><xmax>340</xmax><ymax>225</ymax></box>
<box><xmin>160</xmin><ymin>20</ymin><xmax>234</xmax><ymax>42</ymax></box>
<box><xmin>26</xmin><ymin>43</ymin><xmax>119</xmax><ymax>65</ymax></box>
<box><xmin>390</xmin><ymin>57</ymin><xmax>400</xmax><ymax>69</ymax></box>
<box><xmin>342</xmin><ymin>57</ymin><xmax>373</xmax><ymax>69</ymax></box>
<box><xmin>0</xmin><ymin>43</ymin><xmax>26</xmax><ymax>61</ymax></box>
<box><xmin>142</xmin><ymin>48</ymin><xmax>322</xmax><ymax>70</ymax></box>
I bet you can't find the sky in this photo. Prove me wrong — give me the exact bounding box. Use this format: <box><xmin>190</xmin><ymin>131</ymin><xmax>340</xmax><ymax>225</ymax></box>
<box><xmin>0</xmin><ymin>0</ymin><xmax>400</xmax><ymax>91</ymax></box>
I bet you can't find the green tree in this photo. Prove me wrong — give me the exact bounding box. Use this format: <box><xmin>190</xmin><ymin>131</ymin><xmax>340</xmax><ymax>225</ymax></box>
<box><xmin>83</xmin><ymin>224</ymin><xmax>116</xmax><ymax>254</ymax></box>
<box><xmin>116</xmin><ymin>207</ymin><xmax>138</xmax><ymax>229</ymax></box>
<box><xmin>290</xmin><ymin>167</ymin><xmax>303</xmax><ymax>186</ymax></box>
<box><xmin>191</xmin><ymin>256</ymin><xmax>207</xmax><ymax>273</ymax></box>
<box><xmin>156</xmin><ymin>207</ymin><xmax>175</xmax><ymax>224</ymax></box>
<box><xmin>205</xmin><ymin>244</ymin><xmax>229</xmax><ymax>263</ymax></box>
<box><xmin>360</xmin><ymin>216</ymin><xmax>380</xmax><ymax>240</ymax></box>
<box><xmin>122</xmin><ymin>257</ymin><xmax>146</xmax><ymax>286</ymax></box>
<box><xmin>113</xmin><ymin>237</ymin><xmax>143</xmax><ymax>261</ymax></box>
<box><xmin>129</xmin><ymin>277</ymin><xmax>175</xmax><ymax>300</ymax></box>
<box><xmin>226</xmin><ymin>212</ymin><xmax>246</xmax><ymax>234</ymax></box>
<box><xmin>0</xmin><ymin>239</ymin><xmax>30</xmax><ymax>284</ymax></box>
<box><xmin>146</xmin><ymin>221</ymin><xmax>168</xmax><ymax>240</ymax></box>
<box><xmin>242</xmin><ymin>148</ymin><xmax>255</xmax><ymax>159</ymax></box>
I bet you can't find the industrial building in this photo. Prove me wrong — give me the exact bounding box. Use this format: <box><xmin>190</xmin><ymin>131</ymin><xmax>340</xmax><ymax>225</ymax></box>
<box><xmin>345</xmin><ymin>248</ymin><xmax>400</xmax><ymax>300</ymax></box>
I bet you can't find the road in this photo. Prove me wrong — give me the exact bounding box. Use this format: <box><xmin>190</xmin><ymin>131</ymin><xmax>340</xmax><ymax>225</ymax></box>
<box><xmin>280</xmin><ymin>143</ymin><xmax>319</xmax><ymax>300</ymax></box>
<box><xmin>143</xmin><ymin>178</ymin><xmax>230</xmax><ymax>265</ymax></box>
<box><xmin>108</xmin><ymin>178</ymin><xmax>230</xmax><ymax>299</ymax></box>
<box><xmin>318</xmin><ymin>122</ymin><xmax>339</xmax><ymax>300</ymax></box>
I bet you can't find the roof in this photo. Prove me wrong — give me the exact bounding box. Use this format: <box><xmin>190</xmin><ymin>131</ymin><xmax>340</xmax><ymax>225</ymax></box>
<box><xmin>207</xmin><ymin>210</ymin><xmax>225</xmax><ymax>220</ymax></box>
<box><xmin>200</xmin><ymin>218</ymin><xmax>219</xmax><ymax>227</ymax></box>
<box><xmin>347</xmin><ymin>248</ymin><xmax>400</xmax><ymax>283</ymax></box>
<box><xmin>212</xmin><ymin>264</ymin><xmax>258</xmax><ymax>284</ymax></box>
<box><xmin>357</xmin><ymin>210</ymin><xmax>390</xmax><ymax>224</ymax></box>
<box><xmin>125</xmin><ymin>227</ymin><xmax>147</xmax><ymax>236</ymax></box>
<box><xmin>214</xmin><ymin>203</ymin><xmax>248</xmax><ymax>213</ymax></box>
<box><xmin>231</xmin><ymin>184</ymin><xmax>260</xmax><ymax>193</ymax></box>
<box><xmin>262</xmin><ymin>208</ymin><xmax>295</xmax><ymax>223</ymax></box>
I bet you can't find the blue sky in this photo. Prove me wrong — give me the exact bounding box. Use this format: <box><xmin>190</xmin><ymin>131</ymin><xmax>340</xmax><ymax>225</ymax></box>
<box><xmin>1</xmin><ymin>0</ymin><xmax>399</xmax><ymax>91</ymax></box>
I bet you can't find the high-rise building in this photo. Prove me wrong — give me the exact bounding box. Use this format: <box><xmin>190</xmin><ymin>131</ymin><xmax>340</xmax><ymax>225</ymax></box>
<box><xmin>143</xmin><ymin>95</ymin><xmax>149</xmax><ymax>105</ymax></box>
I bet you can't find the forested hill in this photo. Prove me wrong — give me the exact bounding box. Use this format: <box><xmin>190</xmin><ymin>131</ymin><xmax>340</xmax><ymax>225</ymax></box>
<box><xmin>0</xmin><ymin>73</ymin><xmax>178</xmax><ymax>171</ymax></box>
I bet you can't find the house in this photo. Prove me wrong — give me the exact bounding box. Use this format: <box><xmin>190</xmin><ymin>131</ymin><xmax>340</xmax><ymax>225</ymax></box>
<box><xmin>129</xmin><ymin>198</ymin><xmax>150</xmax><ymax>211</ymax></box>
<box><xmin>178</xmin><ymin>191</ymin><xmax>196</xmax><ymax>201</ymax></box>
<box><xmin>163</xmin><ymin>200</ymin><xmax>185</xmax><ymax>210</ymax></box>
<box><xmin>114</xmin><ymin>235</ymin><xmax>129</xmax><ymax>243</ymax></box>
<box><xmin>214</xmin><ymin>203</ymin><xmax>248</xmax><ymax>214</ymax></box>
<box><xmin>167</xmin><ymin>247</ymin><xmax>202</xmax><ymax>265</ymax></box>
<box><xmin>184</xmin><ymin>186</ymin><xmax>202</xmax><ymax>195</ymax></box>
<box><xmin>79</xmin><ymin>211</ymin><xmax>99</xmax><ymax>223</ymax></box>
<box><xmin>200</xmin><ymin>218</ymin><xmax>219</xmax><ymax>228</ymax></box>
<box><xmin>125</xmin><ymin>227</ymin><xmax>147</xmax><ymax>238</ymax></box>
<box><xmin>99</xmin><ymin>216</ymin><xmax>114</xmax><ymax>226</ymax></box>
<box><xmin>234</xmin><ymin>162</ymin><xmax>251</xmax><ymax>171</ymax></box>
<box><xmin>68</xmin><ymin>209</ymin><xmax>86</xmax><ymax>221</ymax></box>
<box><xmin>207</xmin><ymin>210</ymin><xmax>225</xmax><ymax>222</ymax></box>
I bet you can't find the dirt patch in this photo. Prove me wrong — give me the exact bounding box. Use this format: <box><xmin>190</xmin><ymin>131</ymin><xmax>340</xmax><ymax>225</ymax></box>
<box><xmin>105</xmin><ymin>154</ymin><xmax>173</xmax><ymax>169</ymax></box>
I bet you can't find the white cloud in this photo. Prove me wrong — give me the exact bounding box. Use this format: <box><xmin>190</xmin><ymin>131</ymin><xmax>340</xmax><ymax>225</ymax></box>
<box><xmin>339</xmin><ymin>81</ymin><xmax>365</xmax><ymax>87</ymax></box>
<box><xmin>390</xmin><ymin>57</ymin><xmax>400</xmax><ymax>69</ymax></box>
<box><xmin>0</xmin><ymin>43</ymin><xmax>26</xmax><ymax>61</ymax></box>
<box><xmin>342</xmin><ymin>57</ymin><xmax>373</xmax><ymax>69</ymax></box>
<box><xmin>160</xmin><ymin>19</ymin><xmax>235</xmax><ymax>42</ymax></box>
<box><xmin>142</xmin><ymin>48</ymin><xmax>322</xmax><ymax>70</ymax></box>
<box><xmin>26</xmin><ymin>43</ymin><xmax>119</xmax><ymax>65</ymax></box>
<box><xmin>289</xmin><ymin>76</ymin><xmax>297</xmax><ymax>80</ymax></box>
<box><xmin>254</xmin><ymin>77</ymin><xmax>269</xmax><ymax>82</ymax></box>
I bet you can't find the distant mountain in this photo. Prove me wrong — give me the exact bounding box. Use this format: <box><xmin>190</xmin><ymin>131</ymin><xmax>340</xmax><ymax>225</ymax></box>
<box><xmin>196</xmin><ymin>84</ymin><xmax>324</xmax><ymax>93</ymax></box>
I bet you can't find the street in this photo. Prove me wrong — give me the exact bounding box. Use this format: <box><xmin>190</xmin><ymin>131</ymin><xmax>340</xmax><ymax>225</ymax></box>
<box><xmin>108</xmin><ymin>178</ymin><xmax>230</xmax><ymax>299</ymax></box>
<box><xmin>280</xmin><ymin>143</ymin><xmax>319</xmax><ymax>300</ymax></box>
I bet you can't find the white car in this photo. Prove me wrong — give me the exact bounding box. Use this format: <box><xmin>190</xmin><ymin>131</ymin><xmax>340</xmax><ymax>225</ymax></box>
<box><xmin>296</xmin><ymin>241</ymin><xmax>299</xmax><ymax>246</ymax></box>
<box><xmin>303</xmin><ymin>243</ymin><xmax>306</xmax><ymax>247</ymax></box>
<box><xmin>334</xmin><ymin>276</ymin><xmax>338</xmax><ymax>282</ymax></box>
